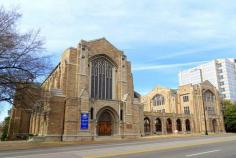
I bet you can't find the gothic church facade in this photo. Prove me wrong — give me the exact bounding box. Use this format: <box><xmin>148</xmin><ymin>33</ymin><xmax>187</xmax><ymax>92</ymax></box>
<box><xmin>9</xmin><ymin>38</ymin><xmax>144</xmax><ymax>141</ymax></box>
<box><xmin>8</xmin><ymin>38</ymin><xmax>224</xmax><ymax>141</ymax></box>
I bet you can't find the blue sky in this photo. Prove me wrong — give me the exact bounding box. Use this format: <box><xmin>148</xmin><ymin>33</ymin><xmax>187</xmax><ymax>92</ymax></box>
<box><xmin>1</xmin><ymin>0</ymin><xmax>236</xmax><ymax>121</ymax></box>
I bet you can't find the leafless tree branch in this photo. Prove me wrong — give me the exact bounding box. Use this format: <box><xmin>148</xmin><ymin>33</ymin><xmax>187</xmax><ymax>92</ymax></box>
<box><xmin>0</xmin><ymin>6</ymin><xmax>51</xmax><ymax>110</ymax></box>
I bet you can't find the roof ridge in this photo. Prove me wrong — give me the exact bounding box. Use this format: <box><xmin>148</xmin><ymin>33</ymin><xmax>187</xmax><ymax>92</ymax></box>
<box><xmin>81</xmin><ymin>37</ymin><xmax>122</xmax><ymax>53</ymax></box>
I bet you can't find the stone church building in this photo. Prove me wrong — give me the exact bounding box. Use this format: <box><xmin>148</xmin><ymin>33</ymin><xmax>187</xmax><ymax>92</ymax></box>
<box><xmin>8</xmin><ymin>38</ymin><xmax>225</xmax><ymax>141</ymax></box>
<box><xmin>142</xmin><ymin>81</ymin><xmax>225</xmax><ymax>135</ymax></box>
<box><xmin>9</xmin><ymin>38</ymin><xmax>144</xmax><ymax>141</ymax></box>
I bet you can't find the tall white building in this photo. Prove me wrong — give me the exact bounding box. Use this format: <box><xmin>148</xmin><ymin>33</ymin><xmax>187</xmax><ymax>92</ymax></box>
<box><xmin>179</xmin><ymin>58</ymin><xmax>236</xmax><ymax>102</ymax></box>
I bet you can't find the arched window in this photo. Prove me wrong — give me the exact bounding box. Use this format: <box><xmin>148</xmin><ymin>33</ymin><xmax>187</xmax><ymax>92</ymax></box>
<box><xmin>155</xmin><ymin>118</ymin><xmax>162</xmax><ymax>132</ymax></box>
<box><xmin>91</xmin><ymin>57</ymin><xmax>113</xmax><ymax>100</ymax></box>
<box><xmin>176</xmin><ymin>119</ymin><xmax>182</xmax><ymax>132</ymax></box>
<box><xmin>144</xmin><ymin>117</ymin><xmax>151</xmax><ymax>134</ymax></box>
<box><xmin>152</xmin><ymin>94</ymin><xmax>165</xmax><ymax>106</ymax></box>
<box><xmin>185</xmin><ymin>119</ymin><xmax>191</xmax><ymax>132</ymax></box>
<box><xmin>203</xmin><ymin>90</ymin><xmax>216</xmax><ymax>115</ymax></box>
<box><xmin>166</xmin><ymin>118</ymin><xmax>172</xmax><ymax>134</ymax></box>
<box><xmin>203</xmin><ymin>90</ymin><xmax>215</xmax><ymax>102</ymax></box>
<box><xmin>120</xmin><ymin>109</ymin><xmax>123</xmax><ymax>121</ymax></box>
<box><xmin>90</xmin><ymin>107</ymin><xmax>94</xmax><ymax>120</ymax></box>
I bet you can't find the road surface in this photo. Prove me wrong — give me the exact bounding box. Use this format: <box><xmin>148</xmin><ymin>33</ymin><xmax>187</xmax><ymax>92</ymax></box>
<box><xmin>1</xmin><ymin>135</ymin><xmax>236</xmax><ymax>158</ymax></box>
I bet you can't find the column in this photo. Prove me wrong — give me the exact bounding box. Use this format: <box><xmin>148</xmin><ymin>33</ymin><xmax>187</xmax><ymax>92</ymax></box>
<box><xmin>162</xmin><ymin>117</ymin><xmax>167</xmax><ymax>135</ymax></box>
<box><xmin>182</xmin><ymin>118</ymin><xmax>186</xmax><ymax>134</ymax></box>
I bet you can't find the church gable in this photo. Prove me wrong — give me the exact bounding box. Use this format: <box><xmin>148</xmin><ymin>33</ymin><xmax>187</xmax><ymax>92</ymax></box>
<box><xmin>84</xmin><ymin>38</ymin><xmax>121</xmax><ymax>52</ymax></box>
<box><xmin>200</xmin><ymin>80</ymin><xmax>217</xmax><ymax>91</ymax></box>
<box><xmin>81</xmin><ymin>38</ymin><xmax>124</xmax><ymax>63</ymax></box>
<box><xmin>201</xmin><ymin>80</ymin><xmax>214</xmax><ymax>87</ymax></box>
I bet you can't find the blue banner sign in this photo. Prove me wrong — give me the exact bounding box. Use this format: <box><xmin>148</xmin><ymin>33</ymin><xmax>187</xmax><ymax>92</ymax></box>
<box><xmin>80</xmin><ymin>112</ymin><xmax>89</xmax><ymax>130</ymax></box>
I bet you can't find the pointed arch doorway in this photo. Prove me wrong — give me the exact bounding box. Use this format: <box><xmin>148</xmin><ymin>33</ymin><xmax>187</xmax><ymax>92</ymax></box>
<box><xmin>212</xmin><ymin>119</ymin><xmax>217</xmax><ymax>133</ymax></box>
<box><xmin>96</xmin><ymin>107</ymin><xmax>118</xmax><ymax>136</ymax></box>
<box><xmin>166</xmin><ymin>118</ymin><xmax>173</xmax><ymax>134</ymax></box>
<box><xmin>97</xmin><ymin>111</ymin><xmax>112</xmax><ymax>136</ymax></box>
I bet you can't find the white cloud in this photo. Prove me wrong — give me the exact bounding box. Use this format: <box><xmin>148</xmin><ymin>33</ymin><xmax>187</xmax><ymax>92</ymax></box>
<box><xmin>1</xmin><ymin>0</ymin><xmax>236</xmax><ymax>53</ymax></box>
<box><xmin>146</xmin><ymin>42</ymin><xmax>235</xmax><ymax>62</ymax></box>
<box><xmin>132</xmin><ymin>60</ymin><xmax>208</xmax><ymax>71</ymax></box>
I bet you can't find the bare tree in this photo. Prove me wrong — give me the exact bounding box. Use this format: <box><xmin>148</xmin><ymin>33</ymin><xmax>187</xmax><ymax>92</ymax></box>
<box><xmin>0</xmin><ymin>6</ymin><xmax>50</xmax><ymax>108</ymax></box>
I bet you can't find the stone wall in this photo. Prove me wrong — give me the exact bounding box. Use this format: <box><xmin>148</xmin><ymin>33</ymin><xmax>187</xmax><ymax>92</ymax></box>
<box><xmin>8</xmin><ymin>108</ymin><xmax>31</xmax><ymax>140</ymax></box>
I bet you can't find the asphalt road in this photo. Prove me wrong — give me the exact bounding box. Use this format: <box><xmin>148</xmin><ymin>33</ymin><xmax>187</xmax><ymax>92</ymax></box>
<box><xmin>1</xmin><ymin>135</ymin><xmax>236</xmax><ymax>158</ymax></box>
<box><xmin>112</xmin><ymin>139</ymin><xmax>236</xmax><ymax>158</ymax></box>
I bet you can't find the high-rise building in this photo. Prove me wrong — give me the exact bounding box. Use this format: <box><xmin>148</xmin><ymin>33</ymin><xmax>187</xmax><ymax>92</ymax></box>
<box><xmin>179</xmin><ymin>58</ymin><xmax>236</xmax><ymax>102</ymax></box>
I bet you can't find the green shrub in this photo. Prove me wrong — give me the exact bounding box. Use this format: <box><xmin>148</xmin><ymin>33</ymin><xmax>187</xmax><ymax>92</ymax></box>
<box><xmin>1</xmin><ymin>117</ymin><xmax>10</xmax><ymax>141</ymax></box>
<box><xmin>223</xmin><ymin>100</ymin><xmax>236</xmax><ymax>132</ymax></box>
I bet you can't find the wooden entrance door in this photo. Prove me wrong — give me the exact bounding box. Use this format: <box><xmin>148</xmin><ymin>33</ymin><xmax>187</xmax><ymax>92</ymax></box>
<box><xmin>97</xmin><ymin>111</ymin><xmax>112</xmax><ymax>136</ymax></box>
<box><xmin>98</xmin><ymin>121</ymin><xmax>112</xmax><ymax>136</ymax></box>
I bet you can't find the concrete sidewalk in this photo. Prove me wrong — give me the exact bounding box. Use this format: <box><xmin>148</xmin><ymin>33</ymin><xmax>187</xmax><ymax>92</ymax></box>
<box><xmin>0</xmin><ymin>133</ymin><xmax>231</xmax><ymax>152</ymax></box>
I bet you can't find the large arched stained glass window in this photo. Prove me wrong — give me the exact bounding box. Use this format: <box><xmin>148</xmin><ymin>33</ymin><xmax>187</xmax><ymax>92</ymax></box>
<box><xmin>152</xmin><ymin>94</ymin><xmax>165</xmax><ymax>106</ymax></box>
<box><xmin>91</xmin><ymin>57</ymin><xmax>113</xmax><ymax>100</ymax></box>
<box><xmin>203</xmin><ymin>90</ymin><xmax>215</xmax><ymax>102</ymax></box>
<box><xmin>203</xmin><ymin>90</ymin><xmax>216</xmax><ymax>115</ymax></box>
